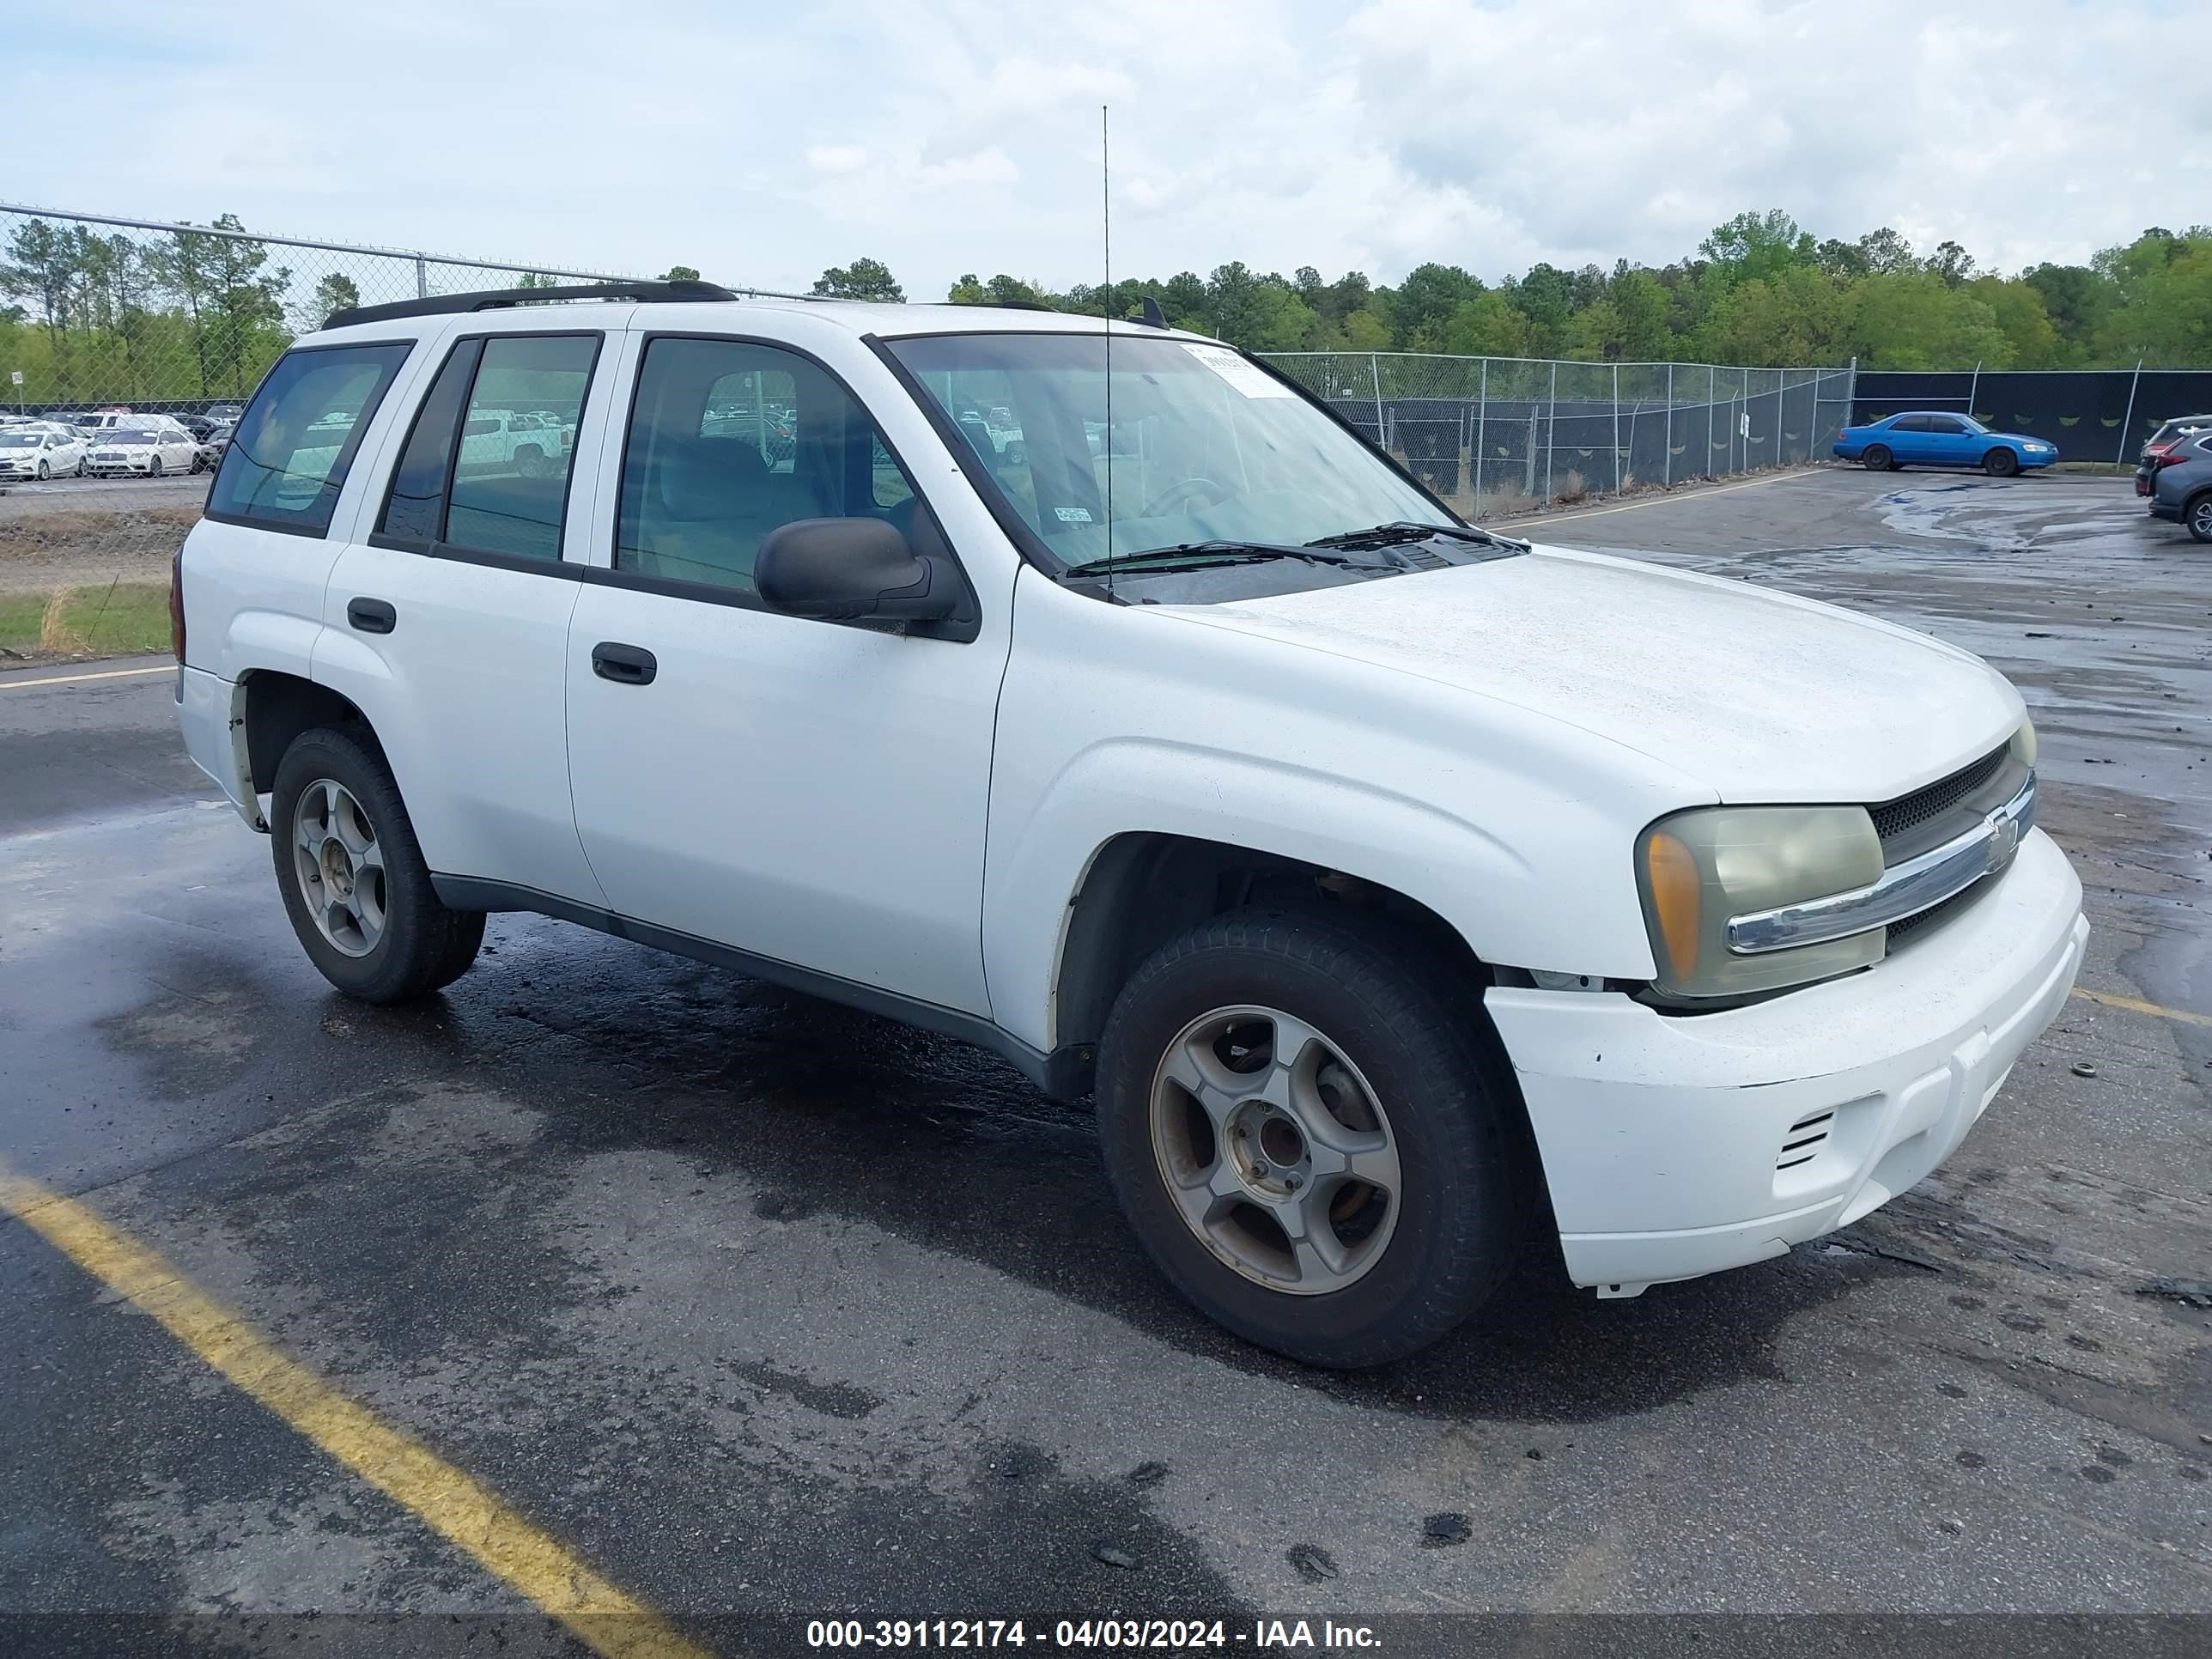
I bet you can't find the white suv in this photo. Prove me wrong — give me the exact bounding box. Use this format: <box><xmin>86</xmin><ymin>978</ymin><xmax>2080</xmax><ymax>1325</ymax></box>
<box><xmin>174</xmin><ymin>280</ymin><xmax>2086</xmax><ymax>1365</ymax></box>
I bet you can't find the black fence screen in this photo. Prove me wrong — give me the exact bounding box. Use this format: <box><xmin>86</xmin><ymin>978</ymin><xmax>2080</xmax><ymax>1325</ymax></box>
<box><xmin>1851</xmin><ymin>369</ymin><xmax>2212</xmax><ymax>463</ymax></box>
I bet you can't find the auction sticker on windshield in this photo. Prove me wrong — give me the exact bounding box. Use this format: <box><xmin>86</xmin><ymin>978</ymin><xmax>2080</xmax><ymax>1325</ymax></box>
<box><xmin>1182</xmin><ymin>343</ymin><xmax>1292</xmax><ymax>398</ymax></box>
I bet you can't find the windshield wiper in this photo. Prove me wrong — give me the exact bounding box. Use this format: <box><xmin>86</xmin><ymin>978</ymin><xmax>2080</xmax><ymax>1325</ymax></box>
<box><xmin>1304</xmin><ymin>520</ymin><xmax>1527</xmax><ymax>553</ymax></box>
<box><xmin>1062</xmin><ymin>541</ymin><xmax>1386</xmax><ymax>577</ymax></box>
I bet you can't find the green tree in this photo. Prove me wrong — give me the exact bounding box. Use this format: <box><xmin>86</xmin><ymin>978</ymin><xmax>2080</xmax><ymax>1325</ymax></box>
<box><xmin>1699</xmin><ymin>210</ymin><xmax>1814</xmax><ymax>285</ymax></box>
<box><xmin>1340</xmin><ymin>308</ymin><xmax>1393</xmax><ymax>351</ymax></box>
<box><xmin>661</xmin><ymin>264</ymin><xmax>702</xmax><ymax>282</ymax></box>
<box><xmin>812</xmin><ymin>257</ymin><xmax>904</xmax><ymax>301</ymax></box>
<box><xmin>1968</xmin><ymin>276</ymin><xmax>2059</xmax><ymax>367</ymax></box>
<box><xmin>1389</xmin><ymin>261</ymin><xmax>1485</xmax><ymax>349</ymax></box>
<box><xmin>1856</xmin><ymin>227</ymin><xmax>1917</xmax><ymax>275</ymax></box>
<box><xmin>1848</xmin><ymin>273</ymin><xmax>2011</xmax><ymax>369</ymax></box>
<box><xmin>307</xmin><ymin>272</ymin><xmax>361</xmax><ymax>328</ymax></box>
<box><xmin>1440</xmin><ymin>292</ymin><xmax>1530</xmax><ymax>358</ymax></box>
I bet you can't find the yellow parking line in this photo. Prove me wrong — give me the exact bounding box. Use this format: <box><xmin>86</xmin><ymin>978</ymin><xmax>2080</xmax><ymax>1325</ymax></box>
<box><xmin>0</xmin><ymin>1160</ymin><xmax>711</xmax><ymax>1659</ymax></box>
<box><xmin>0</xmin><ymin>663</ymin><xmax>173</xmax><ymax>690</ymax></box>
<box><xmin>2070</xmin><ymin>987</ymin><xmax>2212</xmax><ymax>1029</ymax></box>
<box><xmin>1493</xmin><ymin>465</ymin><xmax>1821</xmax><ymax>530</ymax></box>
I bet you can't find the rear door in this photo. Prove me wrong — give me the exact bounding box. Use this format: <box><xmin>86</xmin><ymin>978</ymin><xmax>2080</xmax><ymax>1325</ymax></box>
<box><xmin>314</xmin><ymin>325</ymin><xmax>618</xmax><ymax>904</ymax></box>
<box><xmin>1885</xmin><ymin>415</ymin><xmax>1931</xmax><ymax>462</ymax></box>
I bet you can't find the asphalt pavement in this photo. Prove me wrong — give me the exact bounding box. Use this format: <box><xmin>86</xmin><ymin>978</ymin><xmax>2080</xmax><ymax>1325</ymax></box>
<box><xmin>1</xmin><ymin>468</ymin><xmax>2207</xmax><ymax>1655</ymax></box>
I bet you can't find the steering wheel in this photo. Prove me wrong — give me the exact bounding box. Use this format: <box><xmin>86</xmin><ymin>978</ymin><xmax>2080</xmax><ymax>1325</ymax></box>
<box><xmin>1138</xmin><ymin>475</ymin><xmax>1231</xmax><ymax>518</ymax></box>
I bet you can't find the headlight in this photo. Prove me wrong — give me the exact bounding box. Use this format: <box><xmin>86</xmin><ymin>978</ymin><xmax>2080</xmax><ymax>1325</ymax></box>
<box><xmin>1636</xmin><ymin>805</ymin><xmax>1886</xmax><ymax>1000</ymax></box>
<box><xmin>2012</xmin><ymin>718</ymin><xmax>2036</xmax><ymax>769</ymax></box>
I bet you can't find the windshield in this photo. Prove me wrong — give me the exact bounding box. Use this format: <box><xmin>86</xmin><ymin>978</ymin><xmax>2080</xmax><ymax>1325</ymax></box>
<box><xmin>109</xmin><ymin>429</ymin><xmax>160</xmax><ymax>444</ymax></box>
<box><xmin>885</xmin><ymin>331</ymin><xmax>1451</xmax><ymax>564</ymax></box>
<box><xmin>1957</xmin><ymin>415</ymin><xmax>1989</xmax><ymax>434</ymax></box>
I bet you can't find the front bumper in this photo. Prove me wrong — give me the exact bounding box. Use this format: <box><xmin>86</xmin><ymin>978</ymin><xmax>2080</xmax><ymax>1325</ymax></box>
<box><xmin>86</xmin><ymin>459</ymin><xmax>154</xmax><ymax>474</ymax></box>
<box><xmin>2015</xmin><ymin>449</ymin><xmax>2058</xmax><ymax>470</ymax></box>
<box><xmin>1486</xmin><ymin>829</ymin><xmax>2085</xmax><ymax>1293</ymax></box>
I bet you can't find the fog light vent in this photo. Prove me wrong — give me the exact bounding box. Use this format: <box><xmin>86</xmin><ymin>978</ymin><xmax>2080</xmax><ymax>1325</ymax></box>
<box><xmin>1776</xmin><ymin>1108</ymin><xmax>1835</xmax><ymax>1171</ymax></box>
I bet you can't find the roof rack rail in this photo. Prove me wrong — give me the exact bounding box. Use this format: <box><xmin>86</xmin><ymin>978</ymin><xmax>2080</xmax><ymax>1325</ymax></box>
<box><xmin>324</xmin><ymin>278</ymin><xmax>740</xmax><ymax>331</ymax></box>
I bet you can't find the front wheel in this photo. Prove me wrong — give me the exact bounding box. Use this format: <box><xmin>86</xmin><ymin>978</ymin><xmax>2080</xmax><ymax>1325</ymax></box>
<box><xmin>2188</xmin><ymin>494</ymin><xmax>2212</xmax><ymax>544</ymax></box>
<box><xmin>270</xmin><ymin>726</ymin><xmax>485</xmax><ymax>1002</ymax></box>
<box><xmin>1862</xmin><ymin>444</ymin><xmax>1893</xmax><ymax>471</ymax></box>
<box><xmin>75</xmin><ymin>459</ymin><xmax>88</xmax><ymax>477</ymax></box>
<box><xmin>149</xmin><ymin>456</ymin><xmax>164</xmax><ymax>478</ymax></box>
<box><xmin>1096</xmin><ymin>908</ymin><xmax>1529</xmax><ymax>1367</ymax></box>
<box><xmin>1984</xmin><ymin>447</ymin><xmax>2019</xmax><ymax>477</ymax></box>
<box><xmin>35</xmin><ymin>459</ymin><xmax>49</xmax><ymax>480</ymax></box>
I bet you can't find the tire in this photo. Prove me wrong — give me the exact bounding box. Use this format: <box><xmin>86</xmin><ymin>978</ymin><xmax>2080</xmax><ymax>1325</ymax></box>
<box><xmin>514</xmin><ymin>445</ymin><xmax>545</xmax><ymax>479</ymax></box>
<box><xmin>270</xmin><ymin>726</ymin><xmax>486</xmax><ymax>1003</ymax></box>
<box><xmin>1984</xmin><ymin>447</ymin><xmax>2019</xmax><ymax>477</ymax></box>
<box><xmin>1095</xmin><ymin>907</ymin><xmax>1529</xmax><ymax>1368</ymax></box>
<box><xmin>2188</xmin><ymin>493</ymin><xmax>2212</xmax><ymax>544</ymax></box>
<box><xmin>75</xmin><ymin>459</ymin><xmax>87</xmax><ymax>477</ymax></box>
<box><xmin>35</xmin><ymin>459</ymin><xmax>49</xmax><ymax>480</ymax></box>
<box><xmin>1862</xmin><ymin>444</ymin><xmax>1893</xmax><ymax>471</ymax></box>
<box><xmin>149</xmin><ymin>456</ymin><xmax>163</xmax><ymax>478</ymax></box>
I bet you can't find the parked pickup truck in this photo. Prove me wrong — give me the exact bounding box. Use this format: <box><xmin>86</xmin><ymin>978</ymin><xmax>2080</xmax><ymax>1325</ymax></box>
<box><xmin>175</xmin><ymin>282</ymin><xmax>2086</xmax><ymax>1366</ymax></box>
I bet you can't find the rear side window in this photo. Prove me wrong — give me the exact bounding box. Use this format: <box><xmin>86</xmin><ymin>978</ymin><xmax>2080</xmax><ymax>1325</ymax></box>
<box><xmin>208</xmin><ymin>343</ymin><xmax>412</xmax><ymax>534</ymax></box>
<box><xmin>375</xmin><ymin>333</ymin><xmax>599</xmax><ymax>562</ymax></box>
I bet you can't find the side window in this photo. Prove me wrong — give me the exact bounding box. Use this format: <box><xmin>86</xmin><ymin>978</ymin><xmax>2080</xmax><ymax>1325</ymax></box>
<box><xmin>374</xmin><ymin>333</ymin><xmax>598</xmax><ymax>562</ymax></box>
<box><xmin>207</xmin><ymin>342</ymin><xmax>412</xmax><ymax>534</ymax></box>
<box><xmin>1923</xmin><ymin>416</ymin><xmax>1963</xmax><ymax>435</ymax></box>
<box><xmin>616</xmin><ymin>337</ymin><xmax>922</xmax><ymax>597</ymax></box>
<box><xmin>1889</xmin><ymin>416</ymin><xmax>1926</xmax><ymax>432</ymax></box>
<box><xmin>448</xmin><ymin>335</ymin><xmax>598</xmax><ymax>560</ymax></box>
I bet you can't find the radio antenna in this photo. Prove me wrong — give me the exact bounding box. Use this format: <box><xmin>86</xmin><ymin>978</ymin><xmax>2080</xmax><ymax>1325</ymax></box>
<box><xmin>1101</xmin><ymin>103</ymin><xmax>1115</xmax><ymax>594</ymax></box>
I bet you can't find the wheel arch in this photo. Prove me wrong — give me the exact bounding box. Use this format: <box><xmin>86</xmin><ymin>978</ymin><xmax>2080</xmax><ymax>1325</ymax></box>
<box><xmin>240</xmin><ymin>669</ymin><xmax>379</xmax><ymax>799</ymax></box>
<box><xmin>1050</xmin><ymin>831</ymin><xmax>1494</xmax><ymax>1066</ymax></box>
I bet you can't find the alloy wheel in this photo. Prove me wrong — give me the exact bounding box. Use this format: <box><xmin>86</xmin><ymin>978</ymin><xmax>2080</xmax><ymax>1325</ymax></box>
<box><xmin>291</xmin><ymin>777</ymin><xmax>388</xmax><ymax>958</ymax></box>
<box><xmin>1149</xmin><ymin>1004</ymin><xmax>1401</xmax><ymax>1295</ymax></box>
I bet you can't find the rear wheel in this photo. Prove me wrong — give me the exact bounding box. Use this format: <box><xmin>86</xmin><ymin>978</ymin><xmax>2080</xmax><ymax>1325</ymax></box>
<box><xmin>514</xmin><ymin>445</ymin><xmax>546</xmax><ymax>478</ymax></box>
<box><xmin>2188</xmin><ymin>494</ymin><xmax>2212</xmax><ymax>544</ymax></box>
<box><xmin>1095</xmin><ymin>908</ymin><xmax>1528</xmax><ymax>1367</ymax></box>
<box><xmin>270</xmin><ymin>726</ymin><xmax>485</xmax><ymax>1002</ymax></box>
<box><xmin>1984</xmin><ymin>447</ymin><xmax>2019</xmax><ymax>477</ymax></box>
<box><xmin>1862</xmin><ymin>444</ymin><xmax>1893</xmax><ymax>471</ymax></box>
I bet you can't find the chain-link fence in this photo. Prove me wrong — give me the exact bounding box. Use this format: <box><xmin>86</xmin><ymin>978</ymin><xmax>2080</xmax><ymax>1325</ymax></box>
<box><xmin>1257</xmin><ymin>353</ymin><xmax>1856</xmax><ymax>514</ymax></box>
<box><xmin>0</xmin><ymin>202</ymin><xmax>819</xmax><ymax>418</ymax></box>
<box><xmin>0</xmin><ymin>203</ymin><xmax>1856</xmax><ymax>662</ymax></box>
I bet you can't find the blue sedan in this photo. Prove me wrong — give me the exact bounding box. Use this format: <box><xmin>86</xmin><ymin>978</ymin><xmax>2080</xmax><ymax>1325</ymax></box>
<box><xmin>1833</xmin><ymin>411</ymin><xmax>2059</xmax><ymax>477</ymax></box>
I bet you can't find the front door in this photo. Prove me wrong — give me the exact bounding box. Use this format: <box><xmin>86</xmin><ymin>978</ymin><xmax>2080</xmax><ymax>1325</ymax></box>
<box><xmin>563</xmin><ymin>333</ymin><xmax>1007</xmax><ymax>1016</ymax></box>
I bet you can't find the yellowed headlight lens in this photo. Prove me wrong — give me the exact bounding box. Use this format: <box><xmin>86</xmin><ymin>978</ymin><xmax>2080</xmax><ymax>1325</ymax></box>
<box><xmin>1643</xmin><ymin>829</ymin><xmax>1702</xmax><ymax>980</ymax></box>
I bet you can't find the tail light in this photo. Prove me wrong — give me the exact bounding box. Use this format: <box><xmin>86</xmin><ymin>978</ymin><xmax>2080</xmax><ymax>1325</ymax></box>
<box><xmin>169</xmin><ymin>543</ymin><xmax>187</xmax><ymax>671</ymax></box>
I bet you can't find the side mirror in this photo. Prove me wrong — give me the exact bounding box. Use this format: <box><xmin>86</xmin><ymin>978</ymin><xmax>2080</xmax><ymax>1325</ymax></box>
<box><xmin>755</xmin><ymin>517</ymin><xmax>959</xmax><ymax>625</ymax></box>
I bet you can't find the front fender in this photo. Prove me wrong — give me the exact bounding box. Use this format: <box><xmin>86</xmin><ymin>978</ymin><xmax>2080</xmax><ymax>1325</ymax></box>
<box><xmin>981</xmin><ymin>574</ymin><xmax>1696</xmax><ymax>1054</ymax></box>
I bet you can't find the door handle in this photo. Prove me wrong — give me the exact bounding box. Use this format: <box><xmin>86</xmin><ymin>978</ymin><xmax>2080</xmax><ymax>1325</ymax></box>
<box><xmin>591</xmin><ymin>641</ymin><xmax>657</xmax><ymax>685</ymax></box>
<box><xmin>347</xmin><ymin>598</ymin><xmax>396</xmax><ymax>635</ymax></box>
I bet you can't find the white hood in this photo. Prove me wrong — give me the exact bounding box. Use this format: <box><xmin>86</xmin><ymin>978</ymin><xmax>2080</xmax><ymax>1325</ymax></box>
<box><xmin>1169</xmin><ymin>544</ymin><xmax>2023</xmax><ymax>804</ymax></box>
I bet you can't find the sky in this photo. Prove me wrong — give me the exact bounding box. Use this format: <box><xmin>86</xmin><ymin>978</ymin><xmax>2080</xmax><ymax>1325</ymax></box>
<box><xmin>14</xmin><ymin>0</ymin><xmax>2203</xmax><ymax>299</ymax></box>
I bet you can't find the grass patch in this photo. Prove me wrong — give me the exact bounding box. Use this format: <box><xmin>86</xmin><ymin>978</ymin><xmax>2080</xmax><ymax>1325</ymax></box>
<box><xmin>0</xmin><ymin>580</ymin><xmax>172</xmax><ymax>662</ymax></box>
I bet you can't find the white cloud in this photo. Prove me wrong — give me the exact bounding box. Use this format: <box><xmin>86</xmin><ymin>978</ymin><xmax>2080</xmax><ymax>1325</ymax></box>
<box><xmin>17</xmin><ymin>0</ymin><xmax>2207</xmax><ymax>302</ymax></box>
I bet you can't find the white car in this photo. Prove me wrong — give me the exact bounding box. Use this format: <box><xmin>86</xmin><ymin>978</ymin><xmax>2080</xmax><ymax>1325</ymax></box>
<box><xmin>174</xmin><ymin>285</ymin><xmax>2086</xmax><ymax>1366</ymax></box>
<box><xmin>0</xmin><ymin>425</ymin><xmax>88</xmax><ymax>479</ymax></box>
<box><xmin>84</xmin><ymin>423</ymin><xmax>201</xmax><ymax>477</ymax></box>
